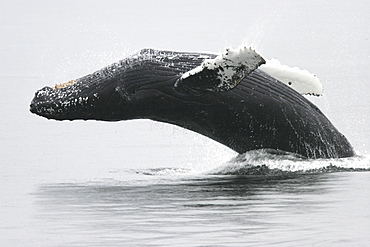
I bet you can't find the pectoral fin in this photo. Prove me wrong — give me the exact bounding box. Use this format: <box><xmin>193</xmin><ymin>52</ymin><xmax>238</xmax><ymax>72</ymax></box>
<box><xmin>175</xmin><ymin>46</ymin><xmax>265</xmax><ymax>94</ymax></box>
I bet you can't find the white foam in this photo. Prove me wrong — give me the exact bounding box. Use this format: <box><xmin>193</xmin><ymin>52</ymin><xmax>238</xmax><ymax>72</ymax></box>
<box><xmin>132</xmin><ymin>151</ymin><xmax>370</xmax><ymax>178</ymax></box>
<box><xmin>209</xmin><ymin>150</ymin><xmax>370</xmax><ymax>175</ymax></box>
<box><xmin>260</xmin><ymin>58</ymin><xmax>323</xmax><ymax>96</ymax></box>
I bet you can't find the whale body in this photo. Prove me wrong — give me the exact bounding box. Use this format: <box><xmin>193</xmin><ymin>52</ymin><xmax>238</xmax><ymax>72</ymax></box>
<box><xmin>30</xmin><ymin>48</ymin><xmax>355</xmax><ymax>159</ymax></box>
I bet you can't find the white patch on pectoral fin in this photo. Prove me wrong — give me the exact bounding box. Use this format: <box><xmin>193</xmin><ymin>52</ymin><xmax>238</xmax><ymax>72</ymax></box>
<box><xmin>176</xmin><ymin>46</ymin><xmax>265</xmax><ymax>93</ymax></box>
<box><xmin>259</xmin><ymin>58</ymin><xmax>323</xmax><ymax>96</ymax></box>
<box><xmin>175</xmin><ymin>46</ymin><xmax>322</xmax><ymax>96</ymax></box>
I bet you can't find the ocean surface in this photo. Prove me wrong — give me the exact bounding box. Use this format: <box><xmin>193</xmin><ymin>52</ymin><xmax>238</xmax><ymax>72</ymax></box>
<box><xmin>1</xmin><ymin>1</ymin><xmax>370</xmax><ymax>246</ymax></box>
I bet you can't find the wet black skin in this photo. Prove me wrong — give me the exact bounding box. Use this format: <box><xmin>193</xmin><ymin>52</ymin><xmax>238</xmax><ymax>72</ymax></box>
<box><xmin>30</xmin><ymin>49</ymin><xmax>355</xmax><ymax>159</ymax></box>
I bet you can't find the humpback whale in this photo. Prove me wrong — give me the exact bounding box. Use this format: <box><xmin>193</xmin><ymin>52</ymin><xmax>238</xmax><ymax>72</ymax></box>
<box><xmin>30</xmin><ymin>47</ymin><xmax>355</xmax><ymax>159</ymax></box>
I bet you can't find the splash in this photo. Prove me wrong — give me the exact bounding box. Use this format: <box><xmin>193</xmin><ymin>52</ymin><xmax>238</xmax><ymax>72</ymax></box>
<box><xmin>137</xmin><ymin>150</ymin><xmax>370</xmax><ymax>177</ymax></box>
<box><xmin>209</xmin><ymin>150</ymin><xmax>370</xmax><ymax>176</ymax></box>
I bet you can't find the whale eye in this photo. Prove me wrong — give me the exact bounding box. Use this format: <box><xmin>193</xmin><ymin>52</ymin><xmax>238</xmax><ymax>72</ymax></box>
<box><xmin>288</xmin><ymin>81</ymin><xmax>292</xmax><ymax>85</ymax></box>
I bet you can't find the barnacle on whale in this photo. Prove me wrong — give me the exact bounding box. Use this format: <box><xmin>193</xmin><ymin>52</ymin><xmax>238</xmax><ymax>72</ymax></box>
<box><xmin>54</xmin><ymin>80</ymin><xmax>77</xmax><ymax>90</ymax></box>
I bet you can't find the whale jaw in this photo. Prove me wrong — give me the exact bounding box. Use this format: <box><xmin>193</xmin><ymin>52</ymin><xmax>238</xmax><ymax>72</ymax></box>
<box><xmin>29</xmin><ymin>78</ymin><xmax>132</xmax><ymax>121</ymax></box>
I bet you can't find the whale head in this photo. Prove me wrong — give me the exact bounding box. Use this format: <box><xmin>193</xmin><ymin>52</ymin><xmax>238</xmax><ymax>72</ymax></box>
<box><xmin>30</xmin><ymin>74</ymin><xmax>135</xmax><ymax>121</ymax></box>
<box><xmin>29</xmin><ymin>58</ymin><xmax>182</xmax><ymax>121</ymax></box>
